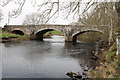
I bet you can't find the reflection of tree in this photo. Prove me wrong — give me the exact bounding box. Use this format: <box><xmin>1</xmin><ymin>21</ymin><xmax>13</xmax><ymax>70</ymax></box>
<box><xmin>21</xmin><ymin>41</ymin><xmax>52</xmax><ymax>62</ymax></box>
<box><xmin>62</xmin><ymin>42</ymin><xmax>97</xmax><ymax>67</ymax></box>
<box><xmin>3</xmin><ymin>41</ymin><xmax>21</xmax><ymax>47</ymax></box>
<box><xmin>3</xmin><ymin>41</ymin><xmax>52</xmax><ymax>62</ymax></box>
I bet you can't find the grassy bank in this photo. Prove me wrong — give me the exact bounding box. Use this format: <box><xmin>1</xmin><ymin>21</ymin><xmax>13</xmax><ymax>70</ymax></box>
<box><xmin>0</xmin><ymin>30</ymin><xmax>63</xmax><ymax>41</ymax></box>
<box><xmin>44</xmin><ymin>31</ymin><xmax>64</xmax><ymax>38</ymax></box>
<box><xmin>0</xmin><ymin>30</ymin><xmax>28</xmax><ymax>42</ymax></box>
<box><xmin>88</xmin><ymin>43</ymin><xmax>120</xmax><ymax>78</ymax></box>
<box><xmin>50</xmin><ymin>31</ymin><xmax>62</xmax><ymax>34</ymax></box>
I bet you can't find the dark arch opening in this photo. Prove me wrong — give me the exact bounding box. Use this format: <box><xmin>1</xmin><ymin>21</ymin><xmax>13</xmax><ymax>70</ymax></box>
<box><xmin>35</xmin><ymin>29</ymin><xmax>64</xmax><ymax>41</ymax></box>
<box><xmin>12</xmin><ymin>30</ymin><xmax>24</xmax><ymax>35</ymax></box>
<box><xmin>73</xmin><ymin>30</ymin><xmax>102</xmax><ymax>42</ymax></box>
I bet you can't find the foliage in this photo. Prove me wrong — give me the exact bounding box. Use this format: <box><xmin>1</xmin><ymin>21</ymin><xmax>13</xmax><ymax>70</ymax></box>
<box><xmin>77</xmin><ymin>32</ymin><xmax>102</xmax><ymax>42</ymax></box>
<box><xmin>50</xmin><ymin>31</ymin><xmax>62</xmax><ymax>34</ymax></box>
<box><xmin>104</xmin><ymin>51</ymin><xmax>116</xmax><ymax>62</ymax></box>
<box><xmin>89</xmin><ymin>52</ymin><xmax>120</xmax><ymax>78</ymax></box>
<box><xmin>43</xmin><ymin>31</ymin><xmax>63</xmax><ymax>38</ymax></box>
<box><xmin>88</xmin><ymin>43</ymin><xmax>120</xmax><ymax>78</ymax></box>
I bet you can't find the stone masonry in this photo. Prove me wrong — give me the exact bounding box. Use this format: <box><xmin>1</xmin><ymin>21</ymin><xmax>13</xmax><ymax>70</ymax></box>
<box><xmin>4</xmin><ymin>24</ymin><xmax>109</xmax><ymax>42</ymax></box>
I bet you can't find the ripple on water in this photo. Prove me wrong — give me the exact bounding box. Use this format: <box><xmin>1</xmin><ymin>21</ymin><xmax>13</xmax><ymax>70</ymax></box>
<box><xmin>1</xmin><ymin>36</ymin><xmax>98</xmax><ymax>78</ymax></box>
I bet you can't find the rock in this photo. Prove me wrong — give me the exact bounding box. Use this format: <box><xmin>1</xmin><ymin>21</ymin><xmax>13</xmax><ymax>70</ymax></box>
<box><xmin>66</xmin><ymin>72</ymin><xmax>82</xmax><ymax>79</ymax></box>
<box><xmin>83</xmin><ymin>67</ymin><xmax>89</xmax><ymax>71</ymax></box>
<box><xmin>91</xmin><ymin>56</ymin><xmax>98</xmax><ymax>61</ymax></box>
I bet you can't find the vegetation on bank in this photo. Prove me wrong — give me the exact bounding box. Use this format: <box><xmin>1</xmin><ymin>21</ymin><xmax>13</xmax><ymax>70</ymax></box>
<box><xmin>88</xmin><ymin>43</ymin><xmax>120</xmax><ymax>78</ymax></box>
<box><xmin>0</xmin><ymin>30</ymin><xmax>63</xmax><ymax>42</ymax></box>
<box><xmin>50</xmin><ymin>31</ymin><xmax>63</xmax><ymax>35</ymax></box>
<box><xmin>0</xmin><ymin>30</ymin><xmax>28</xmax><ymax>42</ymax></box>
<box><xmin>44</xmin><ymin>31</ymin><xmax>64</xmax><ymax>38</ymax></box>
<box><xmin>77</xmin><ymin>32</ymin><xmax>102</xmax><ymax>42</ymax></box>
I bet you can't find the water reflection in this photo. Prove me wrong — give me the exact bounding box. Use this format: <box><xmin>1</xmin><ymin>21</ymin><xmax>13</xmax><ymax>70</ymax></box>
<box><xmin>2</xmin><ymin>36</ymin><xmax>98</xmax><ymax>78</ymax></box>
<box><xmin>63</xmin><ymin>42</ymin><xmax>97</xmax><ymax>67</ymax></box>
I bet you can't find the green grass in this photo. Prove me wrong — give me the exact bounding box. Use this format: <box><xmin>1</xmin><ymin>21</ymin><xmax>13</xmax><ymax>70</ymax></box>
<box><xmin>88</xmin><ymin>49</ymin><xmax>120</xmax><ymax>78</ymax></box>
<box><xmin>104</xmin><ymin>51</ymin><xmax>116</xmax><ymax>62</ymax></box>
<box><xmin>105</xmin><ymin>51</ymin><xmax>116</xmax><ymax>57</ymax></box>
<box><xmin>0</xmin><ymin>30</ymin><xmax>26</xmax><ymax>39</ymax></box>
<box><xmin>43</xmin><ymin>31</ymin><xmax>63</xmax><ymax>38</ymax></box>
<box><xmin>0</xmin><ymin>30</ymin><xmax>2</xmax><ymax>33</ymax></box>
<box><xmin>50</xmin><ymin>31</ymin><xmax>62</xmax><ymax>34</ymax></box>
<box><xmin>103</xmin><ymin>51</ymin><xmax>120</xmax><ymax>78</ymax></box>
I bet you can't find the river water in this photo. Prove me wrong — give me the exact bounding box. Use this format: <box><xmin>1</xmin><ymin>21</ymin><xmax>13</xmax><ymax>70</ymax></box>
<box><xmin>1</xmin><ymin>36</ymin><xmax>98</xmax><ymax>78</ymax></box>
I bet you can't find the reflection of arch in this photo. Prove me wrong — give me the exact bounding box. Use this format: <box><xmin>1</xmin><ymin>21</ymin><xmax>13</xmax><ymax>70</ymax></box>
<box><xmin>35</xmin><ymin>28</ymin><xmax>64</xmax><ymax>41</ymax></box>
<box><xmin>11</xmin><ymin>30</ymin><xmax>24</xmax><ymax>35</ymax></box>
<box><xmin>72</xmin><ymin>30</ymin><xmax>103</xmax><ymax>42</ymax></box>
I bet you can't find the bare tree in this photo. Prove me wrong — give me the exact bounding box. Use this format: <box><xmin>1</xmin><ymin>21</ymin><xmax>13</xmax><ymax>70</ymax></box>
<box><xmin>0</xmin><ymin>0</ymin><xmax>83</xmax><ymax>23</ymax></box>
<box><xmin>71</xmin><ymin>2</ymin><xmax>119</xmax><ymax>45</ymax></box>
<box><xmin>0</xmin><ymin>0</ymin><xmax>119</xmax><ymax>23</ymax></box>
<box><xmin>0</xmin><ymin>0</ymin><xmax>26</xmax><ymax>18</ymax></box>
<box><xmin>0</xmin><ymin>9</ymin><xmax>3</xmax><ymax>23</ymax></box>
<box><xmin>23</xmin><ymin>13</ymin><xmax>48</xmax><ymax>25</ymax></box>
<box><xmin>115</xmin><ymin>1</ymin><xmax>120</xmax><ymax>27</ymax></box>
<box><xmin>1</xmin><ymin>0</ymin><xmax>120</xmax><ymax>44</ymax></box>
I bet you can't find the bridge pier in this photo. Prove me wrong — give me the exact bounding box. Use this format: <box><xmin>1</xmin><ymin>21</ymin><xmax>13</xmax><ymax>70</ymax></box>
<box><xmin>35</xmin><ymin>35</ymin><xmax>43</xmax><ymax>41</ymax></box>
<box><xmin>65</xmin><ymin>36</ymin><xmax>76</xmax><ymax>42</ymax></box>
<box><xmin>30</xmin><ymin>34</ymin><xmax>43</xmax><ymax>41</ymax></box>
<box><xmin>72</xmin><ymin>36</ymin><xmax>77</xmax><ymax>42</ymax></box>
<box><xmin>4</xmin><ymin>25</ymin><xmax>109</xmax><ymax>43</ymax></box>
<box><xmin>65</xmin><ymin>36</ymin><xmax>73</xmax><ymax>42</ymax></box>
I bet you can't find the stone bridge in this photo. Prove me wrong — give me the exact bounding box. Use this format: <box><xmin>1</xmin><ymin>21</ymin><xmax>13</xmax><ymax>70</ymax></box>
<box><xmin>4</xmin><ymin>24</ymin><xmax>109</xmax><ymax>42</ymax></box>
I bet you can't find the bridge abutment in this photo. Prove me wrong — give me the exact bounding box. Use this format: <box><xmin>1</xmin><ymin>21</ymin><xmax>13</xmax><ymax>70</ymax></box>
<box><xmin>30</xmin><ymin>34</ymin><xmax>43</xmax><ymax>41</ymax></box>
<box><xmin>35</xmin><ymin>35</ymin><xmax>43</xmax><ymax>41</ymax></box>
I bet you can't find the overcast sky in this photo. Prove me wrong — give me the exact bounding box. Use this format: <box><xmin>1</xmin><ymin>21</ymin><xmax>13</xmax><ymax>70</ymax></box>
<box><xmin>0</xmin><ymin>0</ymin><xmax>118</xmax><ymax>27</ymax></box>
<box><xmin>0</xmin><ymin>0</ymin><xmax>79</xmax><ymax>26</ymax></box>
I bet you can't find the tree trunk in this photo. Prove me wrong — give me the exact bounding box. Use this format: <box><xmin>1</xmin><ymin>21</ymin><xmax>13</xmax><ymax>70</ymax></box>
<box><xmin>115</xmin><ymin>1</ymin><xmax>120</xmax><ymax>27</ymax></box>
<box><xmin>115</xmin><ymin>1</ymin><xmax>120</xmax><ymax>55</ymax></box>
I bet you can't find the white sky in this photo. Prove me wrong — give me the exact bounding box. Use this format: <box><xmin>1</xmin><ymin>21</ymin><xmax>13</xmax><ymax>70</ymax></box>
<box><xmin>0</xmin><ymin>0</ymin><xmax>79</xmax><ymax>27</ymax></box>
<box><xmin>0</xmin><ymin>0</ymin><xmax>118</xmax><ymax>27</ymax></box>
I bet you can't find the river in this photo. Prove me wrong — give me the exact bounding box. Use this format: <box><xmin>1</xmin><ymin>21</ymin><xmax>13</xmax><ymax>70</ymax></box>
<box><xmin>1</xmin><ymin>35</ymin><xmax>99</xmax><ymax>78</ymax></box>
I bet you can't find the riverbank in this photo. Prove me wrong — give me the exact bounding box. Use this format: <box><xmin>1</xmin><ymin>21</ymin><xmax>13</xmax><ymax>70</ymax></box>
<box><xmin>87</xmin><ymin>43</ymin><xmax>120</xmax><ymax>78</ymax></box>
<box><xmin>0</xmin><ymin>30</ymin><xmax>29</xmax><ymax>43</ymax></box>
<box><xmin>0</xmin><ymin>30</ymin><xmax>64</xmax><ymax>42</ymax></box>
<box><xmin>1</xmin><ymin>30</ymin><xmax>120</xmax><ymax>78</ymax></box>
<box><xmin>44</xmin><ymin>31</ymin><xmax>64</xmax><ymax>38</ymax></box>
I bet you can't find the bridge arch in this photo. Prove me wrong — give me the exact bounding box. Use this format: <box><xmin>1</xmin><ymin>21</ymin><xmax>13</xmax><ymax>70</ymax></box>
<box><xmin>35</xmin><ymin>28</ymin><xmax>63</xmax><ymax>34</ymax></box>
<box><xmin>10</xmin><ymin>27</ymin><xmax>31</xmax><ymax>35</ymax></box>
<box><xmin>72</xmin><ymin>29</ymin><xmax>103</xmax><ymax>42</ymax></box>
<box><xmin>11</xmin><ymin>29</ymin><xmax>25</xmax><ymax>35</ymax></box>
<box><xmin>12</xmin><ymin>30</ymin><xmax>24</xmax><ymax>35</ymax></box>
<box><xmin>34</xmin><ymin>28</ymin><xmax>64</xmax><ymax>41</ymax></box>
